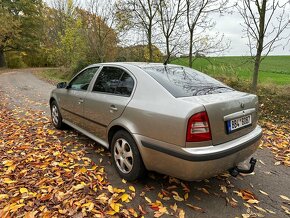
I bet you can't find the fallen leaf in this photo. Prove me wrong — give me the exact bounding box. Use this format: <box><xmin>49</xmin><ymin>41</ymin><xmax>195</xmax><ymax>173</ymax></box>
<box><xmin>280</xmin><ymin>195</ymin><xmax>290</xmax><ymax>201</ymax></box>
<box><xmin>259</xmin><ymin>190</ymin><xmax>268</xmax><ymax>196</ymax></box>
<box><xmin>145</xmin><ymin>196</ymin><xmax>152</xmax><ymax>203</ymax></box>
<box><xmin>129</xmin><ymin>186</ymin><xmax>135</xmax><ymax>192</ymax></box>
<box><xmin>253</xmin><ymin>205</ymin><xmax>267</xmax><ymax>213</ymax></box>
<box><xmin>281</xmin><ymin>205</ymin><xmax>290</xmax><ymax>215</ymax></box>
<box><xmin>186</xmin><ymin>204</ymin><xmax>205</xmax><ymax>213</ymax></box>
<box><xmin>20</xmin><ymin>187</ymin><xmax>28</xmax><ymax>194</ymax></box>
<box><xmin>220</xmin><ymin>185</ymin><xmax>228</xmax><ymax>193</ymax></box>
<box><xmin>121</xmin><ymin>193</ymin><xmax>130</xmax><ymax>202</ymax></box>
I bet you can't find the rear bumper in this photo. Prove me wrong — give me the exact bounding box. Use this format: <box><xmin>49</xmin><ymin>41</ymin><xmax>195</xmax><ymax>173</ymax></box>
<box><xmin>134</xmin><ymin>126</ymin><xmax>262</xmax><ymax>181</ymax></box>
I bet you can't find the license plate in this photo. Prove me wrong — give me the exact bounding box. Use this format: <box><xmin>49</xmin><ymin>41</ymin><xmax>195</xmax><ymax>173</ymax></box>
<box><xmin>227</xmin><ymin>115</ymin><xmax>252</xmax><ymax>133</ymax></box>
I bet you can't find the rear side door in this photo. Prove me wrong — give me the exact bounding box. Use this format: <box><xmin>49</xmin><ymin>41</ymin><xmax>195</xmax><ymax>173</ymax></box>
<box><xmin>60</xmin><ymin>67</ymin><xmax>99</xmax><ymax>128</ymax></box>
<box><xmin>83</xmin><ymin>66</ymin><xmax>135</xmax><ymax>140</ymax></box>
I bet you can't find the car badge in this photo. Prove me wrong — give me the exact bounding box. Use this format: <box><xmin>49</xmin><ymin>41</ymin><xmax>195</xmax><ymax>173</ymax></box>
<box><xmin>240</xmin><ymin>103</ymin><xmax>245</xmax><ymax>108</ymax></box>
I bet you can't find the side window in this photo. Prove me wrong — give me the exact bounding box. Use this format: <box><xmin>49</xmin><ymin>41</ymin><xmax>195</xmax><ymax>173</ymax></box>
<box><xmin>93</xmin><ymin>67</ymin><xmax>123</xmax><ymax>94</ymax></box>
<box><xmin>69</xmin><ymin>67</ymin><xmax>98</xmax><ymax>91</ymax></box>
<box><xmin>93</xmin><ymin>67</ymin><xmax>134</xmax><ymax>96</ymax></box>
<box><xmin>115</xmin><ymin>73</ymin><xmax>134</xmax><ymax>96</ymax></box>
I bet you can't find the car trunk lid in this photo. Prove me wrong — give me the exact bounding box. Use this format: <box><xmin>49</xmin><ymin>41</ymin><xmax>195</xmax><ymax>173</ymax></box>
<box><xmin>181</xmin><ymin>91</ymin><xmax>258</xmax><ymax>145</ymax></box>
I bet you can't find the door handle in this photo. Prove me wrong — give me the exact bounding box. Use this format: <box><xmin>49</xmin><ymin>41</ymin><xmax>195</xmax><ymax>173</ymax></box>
<box><xmin>78</xmin><ymin>99</ymin><xmax>84</xmax><ymax>104</ymax></box>
<box><xmin>110</xmin><ymin>105</ymin><xmax>118</xmax><ymax>112</ymax></box>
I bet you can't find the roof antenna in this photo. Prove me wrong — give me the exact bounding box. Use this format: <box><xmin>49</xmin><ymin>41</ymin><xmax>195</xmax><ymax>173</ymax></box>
<box><xmin>163</xmin><ymin>54</ymin><xmax>171</xmax><ymax>65</ymax></box>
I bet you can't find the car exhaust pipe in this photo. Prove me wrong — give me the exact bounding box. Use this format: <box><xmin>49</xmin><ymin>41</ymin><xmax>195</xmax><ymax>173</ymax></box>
<box><xmin>229</xmin><ymin>157</ymin><xmax>257</xmax><ymax>177</ymax></box>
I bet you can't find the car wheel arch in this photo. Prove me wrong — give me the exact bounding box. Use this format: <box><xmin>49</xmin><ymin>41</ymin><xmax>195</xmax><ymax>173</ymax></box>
<box><xmin>108</xmin><ymin>125</ymin><xmax>132</xmax><ymax>149</ymax></box>
<box><xmin>49</xmin><ymin>97</ymin><xmax>56</xmax><ymax>106</ymax></box>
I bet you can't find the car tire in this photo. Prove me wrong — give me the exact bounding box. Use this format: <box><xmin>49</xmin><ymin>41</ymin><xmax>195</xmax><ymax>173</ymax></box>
<box><xmin>50</xmin><ymin>100</ymin><xmax>65</xmax><ymax>129</ymax></box>
<box><xmin>111</xmin><ymin>130</ymin><xmax>146</xmax><ymax>181</ymax></box>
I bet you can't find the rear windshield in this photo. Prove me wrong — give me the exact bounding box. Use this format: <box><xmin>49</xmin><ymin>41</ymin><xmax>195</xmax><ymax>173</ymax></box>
<box><xmin>142</xmin><ymin>66</ymin><xmax>234</xmax><ymax>97</ymax></box>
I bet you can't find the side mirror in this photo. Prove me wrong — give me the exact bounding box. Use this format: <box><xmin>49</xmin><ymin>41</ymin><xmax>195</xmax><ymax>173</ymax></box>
<box><xmin>56</xmin><ymin>82</ymin><xmax>67</xmax><ymax>89</ymax></box>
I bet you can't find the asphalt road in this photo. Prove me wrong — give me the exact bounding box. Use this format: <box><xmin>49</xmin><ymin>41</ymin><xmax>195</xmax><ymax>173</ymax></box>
<box><xmin>0</xmin><ymin>70</ymin><xmax>289</xmax><ymax>218</ymax></box>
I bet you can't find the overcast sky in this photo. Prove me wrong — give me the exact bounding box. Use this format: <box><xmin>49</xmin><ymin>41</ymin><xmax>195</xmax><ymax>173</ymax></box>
<box><xmin>46</xmin><ymin>0</ymin><xmax>290</xmax><ymax>56</ymax></box>
<box><xmin>214</xmin><ymin>3</ymin><xmax>290</xmax><ymax>56</ymax></box>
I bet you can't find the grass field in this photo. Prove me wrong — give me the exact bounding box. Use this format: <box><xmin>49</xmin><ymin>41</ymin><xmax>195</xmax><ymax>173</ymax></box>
<box><xmin>172</xmin><ymin>56</ymin><xmax>290</xmax><ymax>86</ymax></box>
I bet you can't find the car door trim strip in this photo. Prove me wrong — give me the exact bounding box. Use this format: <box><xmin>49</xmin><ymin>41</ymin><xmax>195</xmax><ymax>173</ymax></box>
<box><xmin>61</xmin><ymin>107</ymin><xmax>107</xmax><ymax>128</ymax></box>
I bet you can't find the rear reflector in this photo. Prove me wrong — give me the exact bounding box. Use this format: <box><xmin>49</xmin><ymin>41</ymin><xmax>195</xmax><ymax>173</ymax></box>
<box><xmin>186</xmin><ymin>111</ymin><xmax>212</xmax><ymax>142</ymax></box>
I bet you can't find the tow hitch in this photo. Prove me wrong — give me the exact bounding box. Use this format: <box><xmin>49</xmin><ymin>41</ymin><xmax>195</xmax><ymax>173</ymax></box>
<box><xmin>229</xmin><ymin>157</ymin><xmax>257</xmax><ymax>177</ymax></box>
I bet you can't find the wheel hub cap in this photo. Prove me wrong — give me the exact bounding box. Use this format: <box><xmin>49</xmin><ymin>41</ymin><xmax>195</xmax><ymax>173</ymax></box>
<box><xmin>114</xmin><ymin>138</ymin><xmax>133</xmax><ymax>174</ymax></box>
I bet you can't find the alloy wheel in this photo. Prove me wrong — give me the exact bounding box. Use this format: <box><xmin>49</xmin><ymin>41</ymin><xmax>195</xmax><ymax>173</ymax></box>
<box><xmin>113</xmin><ymin>138</ymin><xmax>134</xmax><ymax>174</ymax></box>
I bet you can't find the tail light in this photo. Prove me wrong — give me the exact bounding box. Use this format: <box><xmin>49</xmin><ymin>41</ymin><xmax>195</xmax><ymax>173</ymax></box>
<box><xmin>186</xmin><ymin>111</ymin><xmax>212</xmax><ymax>142</ymax></box>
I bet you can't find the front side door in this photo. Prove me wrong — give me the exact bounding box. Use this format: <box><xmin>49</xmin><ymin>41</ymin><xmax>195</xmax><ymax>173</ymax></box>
<box><xmin>83</xmin><ymin>66</ymin><xmax>135</xmax><ymax>140</ymax></box>
<box><xmin>60</xmin><ymin>67</ymin><xmax>99</xmax><ymax>128</ymax></box>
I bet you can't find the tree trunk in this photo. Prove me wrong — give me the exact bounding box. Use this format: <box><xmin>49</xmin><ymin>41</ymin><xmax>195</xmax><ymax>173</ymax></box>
<box><xmin>166</xmin><ymin>36</ymin><xmax>170</xmax><ymax>61</ymax></box>
<box><xmin>252</xmin><ymin>0</ymin><xmax>266</xmax><ymax>93</ymax></box>
<box><xmin>0</xmin><ymin>48</ymin><xmax>6</xmax><ymax>68</ymax></box>
<box><xmin>252</xmin><ymin>53</ymin><xmax>261</xmax><ymax>92</ymax></box>
<box><xmin>148</xmin><ymin>23</ymin><xmax>153</xmax><ymax>62</ymax></box>
<box><xmin>188</xmin><ymin>29</ymin><xmax>193</xmax><ymax>68</ymax></box>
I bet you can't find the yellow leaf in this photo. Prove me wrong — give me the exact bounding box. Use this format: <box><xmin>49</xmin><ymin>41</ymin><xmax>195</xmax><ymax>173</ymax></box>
<box><xmin>9</xmin><ymin>203</ymin><xmax>25</xmax><ymax>212</ymax></box>
<box><xmin>3</xmin><ymin>178</ymin><xmax>16</xmax><ymax>184</ymax></box>
<box><xmin>106</xmin><ymin>210</ymin><xmax>117</xmax><ymax>215</ymax></box>
<box><xmin>178</xmin><ymin>209</ymin><xmax>185</xmax><ymax>218</ymax></box>
<box><xmin>73</xmin><ymin>183</ymin><xmax>85</xmax><ymax>191</ymax></box>
<box><xmin>121</xmin><ymin>193</ymin><xmax>129</xmax><ymax>202</ymax></box>
<box><xmin>82</xmin><ymin>202</ymin><xmax>94</xmax><ymax>211</ymax></box>
<box><xmin>145</xmin><ymin>196</ymin><xmax>152</xmax><ymax>203</ymax></box>
<box><xmin>281</xmin><ymin>205</ymin><xmax>290</xmax><ymax>215</ymax></box>
<box><xmin>184</xmin><ymin>193</ymin><xmax>189</xmax><ymax>200</ymax></box>
<box><xmin>79</xmin><ymin>167</ymin><xmax>87</xmax><ymax>174</ymax></box>
<box><xmin>113</xmin><ymin>188</ymin><xmax>125</xmax><ymax>193</ymax></box>
<box><xmin>110</xmin><ymin>202</ymin><xmax>122</xmax><ymax>212</ymax></box>
<box><xmin>3</xmin><ymin>160</ymin><xmax>13</xmax><ymax>167</ymax></box>
<box><xmin>0</xmin><ymin>194</ymin><xmax>9</xmax><ymax>200</ymax></box>
<box><xmin>259</xmin><ymin>190</ymin><xmax>268</xmax><ymax>196</ymax></box>
<box><xmin>280</xmin><ymin>195</ymin><xmax>290</xmax><ymax>201</ymax></box>
<box><xmin>47</xmin><ymin>129</ymin><xmax>55</xmax><ymax>135</ymax></box>
<box><xmin>122</xmin><ymin>179</ymin><xmax>127</xmax><ymax>184</ymax></box>
<box><xmin>253</xmin><ymin>205</ymin><xmax>267</xmax><ymax>213</ymax></box>
<box><xmin>108</xmin><ymin>185</ymin><xmax>114</xmax><ymax>193</ymax></box>
<box><xmin>172</xmin><ymin>192</ymin><xmax>184</xmax><ymax>202</ymax></box>
<box><xmin>6</xmin><ymin>165</ymin><xmax>16</xmax><ymax>173</ymax></box>
<box><xmin>247</xmin><ymin>199</ymin><xmax>259</xmax><ymax>204</ymax></box>
<box><xmin>170</xmin><ymin>203</ymin><xmax>177</xmax><ymax>212</ymax></box>
<box><xmin>20</xmin><ymin>188</ymin><xmax>28</xmax><ymax>194</ymax></box>
<box><xmin>129</xmin><ymin>186</ymin><xmax>135</xmax><ymax>192</ymax></box>
<box><xmin>266</xmin><ymin>209</ymin><xmax>276</xmax><ymax>214</ymax></box>
<box><xmin>220</xmin><ymin>185</ymin><xmax>228</xmax><ymax>193</ymax></box>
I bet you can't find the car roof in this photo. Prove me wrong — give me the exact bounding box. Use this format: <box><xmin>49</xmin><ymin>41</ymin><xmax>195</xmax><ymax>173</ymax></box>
<box><xmin>87</xmin><ymin>62</ymin><xmax>181</xmax><ymax>69</ymax></box>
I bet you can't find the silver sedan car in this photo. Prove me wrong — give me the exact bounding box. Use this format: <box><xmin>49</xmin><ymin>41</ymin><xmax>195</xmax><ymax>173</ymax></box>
<box><xmin>50</xmin><ymin>63</ymin><xmax>262</xmax><ymax>181</ymax></box>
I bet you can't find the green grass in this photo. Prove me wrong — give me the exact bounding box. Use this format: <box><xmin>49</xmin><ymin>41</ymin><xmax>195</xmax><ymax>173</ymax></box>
<box><xmin>34</xmin><ymin>68</ymin><xmax>72</xmax><ymax>85</ymax></box>
<box><xmin>172</xmin><ymin>56</ymin><xmax>290</xmax><ymax>86</ymax></box>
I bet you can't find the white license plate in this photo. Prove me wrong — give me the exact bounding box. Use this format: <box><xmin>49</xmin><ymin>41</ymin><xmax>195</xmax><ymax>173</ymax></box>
<box><xmin>227</xmin><ymin>115</ymin><xmax>252</xmax><ymax>133</ymax></box>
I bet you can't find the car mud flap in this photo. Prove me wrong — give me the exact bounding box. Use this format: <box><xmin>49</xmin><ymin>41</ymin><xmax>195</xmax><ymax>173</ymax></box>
<box><xmin>229</xmin><ymin>157</ymin><xmax>257</xmax><ymax>177</ymax></box>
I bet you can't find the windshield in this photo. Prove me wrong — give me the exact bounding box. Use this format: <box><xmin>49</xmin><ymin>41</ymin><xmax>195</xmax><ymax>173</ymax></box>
<box><xmin>142</xmin><ymin>66</ymin><xmax>234</xmax><ymax>97</ymax></box>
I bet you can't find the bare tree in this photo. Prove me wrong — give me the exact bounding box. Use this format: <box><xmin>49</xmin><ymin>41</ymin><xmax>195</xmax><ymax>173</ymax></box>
<box><xmin>237</xmin><ymin>0</ymin><xmax>290</xmax><ymax>92</ymax></box>
<box><xmin>186</xmin><ymin>0</ymin><xmax>229</xmax><ymax>68</ymax></box>
<box><xmin>85</xmin><ymin>0</ymin><xmax>118</xmax><ymax>62</ymax></box>
<box><xmin>157</xmin><ymin>0</ymin><xmax>185</xmax><ymax>63</ymax></box>
<box><xmin>116</xmin><ymin>0</ymin><xmax>158</xmax><ymax>62</ymax></box>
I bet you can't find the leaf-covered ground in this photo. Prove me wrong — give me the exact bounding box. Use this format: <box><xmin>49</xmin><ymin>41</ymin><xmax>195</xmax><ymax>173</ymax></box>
<box><xmin>0</xmin><ymin>102</ymin><xmax>141</xmax><ymax>217</ymax></box>
<box><xmin>0</xmin><ymin>71</ymin><xmax>290</xmax><ymax>218</ymax></box>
